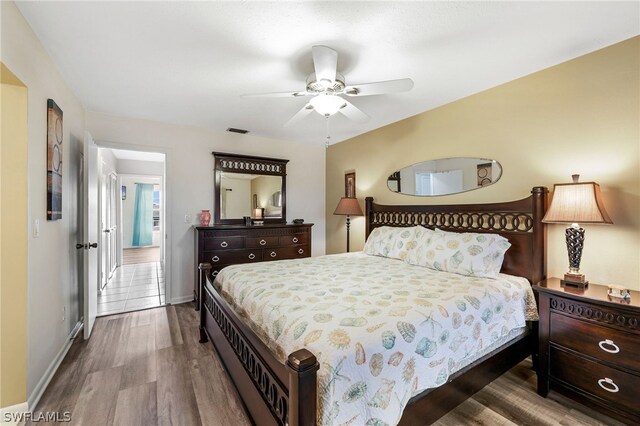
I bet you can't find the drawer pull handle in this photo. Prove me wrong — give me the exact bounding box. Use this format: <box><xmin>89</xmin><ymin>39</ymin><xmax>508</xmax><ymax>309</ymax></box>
<box><xmin>298</xmin><ymin>249</ymin><xmax>304</xmax><ymax>254</ymax></box>
<box><xmin>598</xmin><ymin>339</ymin><xmax>620</xmax><ymax>354</ymax></box>
<box><xmin>259</xmin><ymin>239</ymin><xmax>267</xmax><ymax>246</ymax></box>
<box><xmin>292</xmin><ymin>237</ymin><xmax>299</xmax><ymax>243</ymax></box>
<box><xmin>220</xmin><ymin>241</ymin><xmax>228</xmax><ymax>248</ymax></box>
<box><xmin>270</xmin><ymin>251</ymin><xmax>277</xmax><ymax>258</ymax></box>
<box><xmin>212</xmin><ymin>256</ymin><xmax>220</xmax><ymax>263</ymax></box>
<box><xmin>597</xmin><ymin>378</ymin><xmax>619</xmax><ymax>393</ymax></box>
<box><xmin>212</xmin><ymin>271</ymin><xmax>219</xmax><ymax>277</ymax></box>
<box><xmin>248</xmin><ymin>253</ymin><xmax>256</xmax><ymax>260</ymax></box>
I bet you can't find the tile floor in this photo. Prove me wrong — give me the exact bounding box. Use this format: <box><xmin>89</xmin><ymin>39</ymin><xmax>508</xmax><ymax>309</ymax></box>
<box><xmin>97</xmin><ymin>261</ymin><xmax>165</xmax><ymax>316</ymax></box>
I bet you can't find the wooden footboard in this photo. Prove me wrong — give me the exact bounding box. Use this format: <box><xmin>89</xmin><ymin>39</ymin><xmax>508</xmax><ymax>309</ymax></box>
<box><xmin>198</xmin><ymin>263</ymin><xmax>319</xmax><ymax>426</ymax></box>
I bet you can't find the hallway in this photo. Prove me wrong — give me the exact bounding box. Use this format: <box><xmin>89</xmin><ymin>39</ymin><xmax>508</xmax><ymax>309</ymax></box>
<box><xmin>97</xmin><ymin>262</ymin><xmax>164</xmax><ymax>316</ymax></box>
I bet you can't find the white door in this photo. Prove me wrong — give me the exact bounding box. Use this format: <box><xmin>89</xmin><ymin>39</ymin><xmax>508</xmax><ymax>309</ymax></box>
<box><xmin>83</xmin><ymin>131</ymin><xmax>99</xmax><ymax>339</ymax></box>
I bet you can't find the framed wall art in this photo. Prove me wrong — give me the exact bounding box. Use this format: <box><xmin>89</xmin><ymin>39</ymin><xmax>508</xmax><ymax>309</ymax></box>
<box><xmin>345</xmin><ymin>171</ymin><xmax>356</xmax><ymax>198</ymax></box>
<box><xmin>47</xmin><ymin>99</ymin><xmax>63</xmax><ymax>220</ymax></box>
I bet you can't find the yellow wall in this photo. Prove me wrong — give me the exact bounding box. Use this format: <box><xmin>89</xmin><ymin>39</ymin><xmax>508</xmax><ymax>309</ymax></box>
<box><xmin>251</xmin><ymin>175</ymin><xmax>282</xmax><ymax>217</ymax></box>
<box><xmin>0</xmin><ymin>63</ymin><xmax>29</xmax><ymax>407</ymax></box>
<box><xmin>326</xmin><ymin>37</ymin><xmax>640</xmax><ymax>290</ymax></box>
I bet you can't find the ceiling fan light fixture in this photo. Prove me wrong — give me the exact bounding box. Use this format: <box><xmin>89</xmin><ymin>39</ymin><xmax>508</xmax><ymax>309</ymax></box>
<box><xmin>310</xmin><ymin>94</ymin><xmax>346</xmax><ymax>116</ymax></box>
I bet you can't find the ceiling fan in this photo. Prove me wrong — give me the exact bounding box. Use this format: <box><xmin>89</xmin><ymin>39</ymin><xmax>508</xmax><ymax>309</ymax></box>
<box><xmin>242</xmin><ymin>45</ymin><xmax>414</xmax><ymax>127</ymax></box>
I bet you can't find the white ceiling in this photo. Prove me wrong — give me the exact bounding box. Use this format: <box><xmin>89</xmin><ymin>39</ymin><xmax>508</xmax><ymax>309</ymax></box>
<box><xmin>16</xmin><ymin>1</ymin><xmax>639</xmax><ymax>145</ymax></box>
<box><xmin>109</xmin><ymin>148</ymin><xmax>165</xmax><ymax>163</ymax></box>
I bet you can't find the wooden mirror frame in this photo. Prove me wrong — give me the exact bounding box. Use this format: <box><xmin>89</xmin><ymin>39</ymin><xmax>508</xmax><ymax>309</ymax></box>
<box><xmin>213</xmin><ymin>152</ymin><xmax>288</xmax><ymax>225</ymax></box>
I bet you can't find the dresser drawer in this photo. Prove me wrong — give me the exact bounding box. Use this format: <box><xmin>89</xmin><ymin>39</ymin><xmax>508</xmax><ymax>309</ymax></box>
<box><xmin>206</xmin><ymin>249</ymin><xmax>263</xmax><ymax>265</ymax></box>
<box><xmin>550</xmin><ymin>347</ymin><xmax>640</xmax><ymax>414</ymax></box>
<box><xmin>550</xmin><ymin>312</ymin><xmax>639</xmax><ymax>373</ymax></box>
<box><xmin>203</xmin><ymin>237</ymin><xmax>244</xmax><ymax>250</ymax></box>
<box><xmin>209</xmin><ymin>266</ymin><xmax>227</xmax><ymax>282</ymax></box>
<box><xmin>245</xmin><ymin>236</ymin><xmax>280</xmax><ymax>248</ymax></box>
<box><xmin>265</xmin><ymin>245</ymin><xmax>310</xmax><ymax>261</ymax></box>
<box><xmin>279</xmin><ymin>233</ymin><xmax>308</xmax><ymax>246</ymax></box>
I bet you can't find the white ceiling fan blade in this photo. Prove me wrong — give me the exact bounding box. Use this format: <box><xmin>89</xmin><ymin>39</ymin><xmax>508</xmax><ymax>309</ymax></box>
<box><xmin>338</xmin><ymin>100</ymin><xmax>369</xmax><ymax>123</ymax></box>
<box><xmin>344</xmin><ymin>78</ymin><xmax>414</xmax><ymax>96</ymax></box>
<box><xmin>312</xmin><ymin>45</ymin><xmax>337</xmax><ymax>85</ymax></box>
<box><xmin>242</xmin><ymin>91</ymin><xmax>310</xmax><ymax>98</ymax></box>
<box><xmin>284</xmin><ymin>104</ymin><xmax>314</xmax><ymax>127</ymax></box>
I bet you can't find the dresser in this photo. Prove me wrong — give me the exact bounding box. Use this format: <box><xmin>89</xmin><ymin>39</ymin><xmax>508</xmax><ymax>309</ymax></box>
<box><xmin>534</xmin><ymin>278</ymin><xmax>640</xmax><ymax>424</ymax></box>
<box><xmin>194</xmin><ymin>223</ymin><xmax>313</xmax><ymax>306</ymax></box>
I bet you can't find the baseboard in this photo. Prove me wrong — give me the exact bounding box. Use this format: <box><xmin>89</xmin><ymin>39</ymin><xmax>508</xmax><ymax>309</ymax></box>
<box><xmin>26</xmin><ymin>320</ymin><xmax>82</xmax><ymax>411</ymax></box>
<box><xmin>170</xmin><ymin>294</ymin><xmax>194</xmax><ymax>305</ymax></box>
<box><xmin>1</xmin><ymin>401</ymin><xmax>28</xmax><ymax>425</ymax></box>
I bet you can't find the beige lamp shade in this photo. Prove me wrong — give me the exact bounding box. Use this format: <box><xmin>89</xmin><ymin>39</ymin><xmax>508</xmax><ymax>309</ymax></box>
<box><xmin>542</xmin><ymin>181</ymin><xmax>612</xmax><ymax>224</ymax></box>
<box><xmin>333</xmin><ymin>197</ymin><xmax>364</xmax><ymax>216</ymax></box>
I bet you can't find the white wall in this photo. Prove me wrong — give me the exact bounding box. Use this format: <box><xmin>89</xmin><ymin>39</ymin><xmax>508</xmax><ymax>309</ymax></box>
<box><xmin>1</xmin><ymin>1</ymin><xmax>85</xmax><ymax>402</ymax></box>
<box><xmin>121</xmin><ymin>176</ymin><xmax>161</xmax><ymax>249</ymax></box>
<box><xmin>86</xmin><ymin>111</ymin><xmax>326</xmax><ymax>303</ymax></box>
<box><xmin>117</xmin><ymin>158</ymin><xmax>164</xmax><ymax>176</ymax></box>
<box><xmin>220</xmin><ymin>177</ymin><xmax>252</xmax><ymax>219</ymax></box>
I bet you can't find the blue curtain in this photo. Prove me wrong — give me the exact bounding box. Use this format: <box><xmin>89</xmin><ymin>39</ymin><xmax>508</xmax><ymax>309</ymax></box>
<box><xmin>132</xmin><ymin>183</ymin><xmax>154</xmax><ymax>246</ymax></box>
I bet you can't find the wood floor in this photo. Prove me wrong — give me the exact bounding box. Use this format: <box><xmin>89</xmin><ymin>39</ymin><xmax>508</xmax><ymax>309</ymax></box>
<box><xmin>123</xmin><ymin>247</ymin><xmax>160</xmax><ymax>265</ymax></box>
<box><xmin>31</xmin><ymin>304</ymin><xmax>624</xmax><ymax>426</ymax></box>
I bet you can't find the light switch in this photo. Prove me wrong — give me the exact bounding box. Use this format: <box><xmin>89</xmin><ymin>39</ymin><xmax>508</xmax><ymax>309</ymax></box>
<box><xmin>33</xmin><ymin>219</ymin><xmax>40</xmax><ymax>238</ymax></box>
<box><xmin>184</xmin><ymin>214</ymin><xmax>192</xmax><ymax>224</ymax></box>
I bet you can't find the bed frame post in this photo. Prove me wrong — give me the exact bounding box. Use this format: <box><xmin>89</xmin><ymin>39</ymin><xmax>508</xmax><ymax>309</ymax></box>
<box><xmin>287</xmin><ymin>349</ymin><xmax>319</xmax><ymax>426</ymax></box>
<box><xmin>530</xmin><ymin>186</ymin><xmax>548</xmax><ymax>286</ymax></box>
<box><xmin>365</xmin><ymin>196</ymin><xmax>374</xmax><ymax>239</ymax></box>
<box><xmin>198</xmin><ymin>262</ymin><xmax>211</xmax><ymax>343</ymax></box>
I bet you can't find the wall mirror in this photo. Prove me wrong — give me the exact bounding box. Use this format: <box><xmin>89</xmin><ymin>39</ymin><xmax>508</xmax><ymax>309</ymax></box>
<box><xmin>387</xmin><ymin>157</ymin><xmax>502</xmax><ymax>197</ymax></box>
<box><xmin>213</xmin><ymin>152</ymin><xmax>288</xmax><ymax>224</ymax></box>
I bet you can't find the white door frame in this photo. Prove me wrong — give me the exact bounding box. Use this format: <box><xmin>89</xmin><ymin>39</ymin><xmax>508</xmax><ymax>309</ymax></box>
<box><xmin>92</xmin><ymin>140</ymin><xmax>172</xmax><ymax>303</ymax></box>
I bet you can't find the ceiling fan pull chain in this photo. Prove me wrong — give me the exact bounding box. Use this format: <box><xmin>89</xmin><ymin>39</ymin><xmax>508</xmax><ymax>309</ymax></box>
<box><xmin>325</xmin><ymin>116</ymin><xmax>331</xmax><ymax>148</ymax></box>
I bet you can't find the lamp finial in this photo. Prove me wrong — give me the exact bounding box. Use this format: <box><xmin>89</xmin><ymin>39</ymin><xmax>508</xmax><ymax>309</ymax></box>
<box><xmin>571</xmin><ymin>174</ymin><xmax>580</xmax><ymax>183</ymax></box>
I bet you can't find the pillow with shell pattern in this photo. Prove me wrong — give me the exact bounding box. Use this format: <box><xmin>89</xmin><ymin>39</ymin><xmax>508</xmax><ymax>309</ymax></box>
<box><xmin>363</xmin><ymin>226</ymin><xmax>420</xmax><ymax>261</ymax></box>
<box><xmin>406</xmin><ymin>228</ymin><xmax>511</xmax><ymax>278</ymax></box>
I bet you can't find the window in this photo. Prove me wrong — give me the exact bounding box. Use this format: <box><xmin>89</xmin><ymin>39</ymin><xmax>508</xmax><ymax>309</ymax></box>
<box><xmin>153</xmin><ymin>184</ymin><xmax>160</xmax><ymax>230</ymax></box>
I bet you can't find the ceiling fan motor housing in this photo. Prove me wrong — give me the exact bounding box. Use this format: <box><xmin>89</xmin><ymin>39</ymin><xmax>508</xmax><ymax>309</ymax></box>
<box><xmin>306</xmin><ymin>72</ymin><xmax>346</xmax><ymax>93</ymax></box>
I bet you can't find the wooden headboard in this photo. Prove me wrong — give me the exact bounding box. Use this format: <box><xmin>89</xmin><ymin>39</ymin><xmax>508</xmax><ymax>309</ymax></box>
<box><xmin>365</xmin><ymin>187</ymin><xmax>548</xmax><ymax>284</ymax></box>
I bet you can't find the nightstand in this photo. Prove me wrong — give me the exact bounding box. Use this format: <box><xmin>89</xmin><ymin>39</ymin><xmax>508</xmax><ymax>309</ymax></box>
<box><xmin>534</xmin><ymin>278</ymin><xmax>640</xmax><ymax>424</ymax></box>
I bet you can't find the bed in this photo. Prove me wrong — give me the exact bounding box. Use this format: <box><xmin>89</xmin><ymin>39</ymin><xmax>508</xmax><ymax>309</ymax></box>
<box><xmin>198</xmin><ymin>187</ymin><xmax>548</xmax><ymax>425</ymax></box>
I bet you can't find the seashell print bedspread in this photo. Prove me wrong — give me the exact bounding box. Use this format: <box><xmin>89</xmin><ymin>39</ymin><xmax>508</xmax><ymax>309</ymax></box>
<box><xmin>214</xmin><ymin>252</ymin><xmax>538</xmax><ymax>426</ymax></box>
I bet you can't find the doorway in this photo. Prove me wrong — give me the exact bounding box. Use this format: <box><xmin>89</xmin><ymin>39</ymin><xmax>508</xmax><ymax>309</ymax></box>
<box><xmin>94</xmin><ymin>147</ymin><xmax>166</xmax><ymax>316</ymax></box>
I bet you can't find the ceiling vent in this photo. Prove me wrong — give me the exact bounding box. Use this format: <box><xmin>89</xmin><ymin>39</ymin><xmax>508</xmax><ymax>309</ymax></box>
<box><xmin>226</xmin><ymin>127</ymin><xmax>249</xmax><ymax>134</ymax></box>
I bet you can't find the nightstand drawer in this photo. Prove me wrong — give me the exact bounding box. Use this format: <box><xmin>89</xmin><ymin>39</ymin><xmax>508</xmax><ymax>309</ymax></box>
<box><xmin>550</xmin><ymin>312</ymin><xmax>639</xmax><ymax>372</ymax></box>
<box><xmin>550</xmin><ymin>347</ymin><xmax>640</xmax><ymax>414</ymax></box>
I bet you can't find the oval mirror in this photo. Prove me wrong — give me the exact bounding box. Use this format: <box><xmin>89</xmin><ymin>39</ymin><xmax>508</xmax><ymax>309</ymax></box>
<box><xmin>387</xmin><ymin>158</ymin><xmax>502</xmax><ymax>196</ymax></box>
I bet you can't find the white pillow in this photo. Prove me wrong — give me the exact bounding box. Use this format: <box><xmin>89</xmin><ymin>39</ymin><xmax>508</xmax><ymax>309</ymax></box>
<box><xmin>410</xmin><ymin>228</ymin><xmax>511</xmax><ymax>278</ymax></box>
<box><xmin>363</xmin><ymin>226</ymin><xmax>419</xmax><ymax>261</ymax></box>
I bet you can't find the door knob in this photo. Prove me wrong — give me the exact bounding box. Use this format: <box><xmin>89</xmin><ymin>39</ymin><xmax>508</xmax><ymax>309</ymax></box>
<box><xmin>76</xmin><ymin>243</ymin><xmax>85</xmax><ymax>250</ymax></box>
<box><xmin>89</xmin><ymin>243</ymin><xmax>98</xmax><ymax>249</ymax></box>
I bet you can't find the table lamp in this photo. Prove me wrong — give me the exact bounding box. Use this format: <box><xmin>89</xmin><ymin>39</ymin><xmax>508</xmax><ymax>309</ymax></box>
<box><xmin>542</xmin><ymin>174</ymin><xmax>612</xmax><ymax>287</ymax></box>
<box><xmin>333</xmin><ymin>197</ymin><xmax>363</xmax><ymax>252</ymax></box>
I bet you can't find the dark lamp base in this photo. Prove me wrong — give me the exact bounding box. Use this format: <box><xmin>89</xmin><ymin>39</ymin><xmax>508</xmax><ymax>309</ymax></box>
<box><xmin>561</xmin><ymin>272</ymin><xmax>589</xmax><ymax>288</ymax></box>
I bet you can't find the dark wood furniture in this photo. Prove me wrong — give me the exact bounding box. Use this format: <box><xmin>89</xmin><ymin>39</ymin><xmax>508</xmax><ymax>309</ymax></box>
<box><xmin>535</xmin><ymin>278</ymin><xmax>640</xmax><ymax>424</ymax></box>
<box><xmin>193</xmin><ymin>223</ymin><xmax>312</xmax><ymax>308</ymax></box>
<box><xmin>213</xmin><ymin>152</ymin><xmax>288</xmax><ymax>225</ymax></box>
<box><xmin>199</xmin><ymin>187</ymin><xmax>548</xmax><ymax>426</ymax></box>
